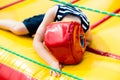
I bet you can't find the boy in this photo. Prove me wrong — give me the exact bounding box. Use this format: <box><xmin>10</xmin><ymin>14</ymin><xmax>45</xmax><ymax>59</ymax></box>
<box><xmin>0</xmin><ymin>4</ymin><xmax>92</xmax><ymax>77</ymax></box>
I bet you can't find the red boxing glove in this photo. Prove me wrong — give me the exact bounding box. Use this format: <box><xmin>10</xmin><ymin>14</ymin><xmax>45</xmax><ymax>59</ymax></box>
<box><xmin>44</xmin><ymin>21</ymin><xmax>86</xmax><ymax>64</ymax></box>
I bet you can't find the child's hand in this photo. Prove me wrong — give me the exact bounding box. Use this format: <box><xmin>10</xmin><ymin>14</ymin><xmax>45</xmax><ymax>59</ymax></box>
<box><xmin>43</xmin><ymin>42</ymin><xmax>63</xmax><ymax>77</ymax></box>
<box><xmin>86</xmin><ymin>40</ymin><xmax>91</xmax><ymax>46</ymax></box>
<box><xmin>50</xmin><ymin>63</ymin><xmax>63</xmax><ymax>77</ymax></box>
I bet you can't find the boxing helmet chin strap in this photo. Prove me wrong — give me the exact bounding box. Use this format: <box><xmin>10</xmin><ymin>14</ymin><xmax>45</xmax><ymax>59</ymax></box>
<box><xmin>86</xmin><ymin>47</ymin><xmax>120</xmax><ymax>60</ymax></box>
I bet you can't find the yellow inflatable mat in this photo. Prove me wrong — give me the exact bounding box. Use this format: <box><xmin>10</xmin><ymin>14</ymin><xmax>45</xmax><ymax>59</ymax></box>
<box><xmin>0</xmin><ymin>0</ymin><xmax>120</xmax><ymax>80</ymax></box>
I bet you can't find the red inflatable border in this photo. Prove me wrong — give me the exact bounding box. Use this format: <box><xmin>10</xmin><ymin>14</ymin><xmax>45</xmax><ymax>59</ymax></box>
<box><xmin>0</xmin><ymin>63</ymin><xmax>37</xmax><ymax>80</ymax></box>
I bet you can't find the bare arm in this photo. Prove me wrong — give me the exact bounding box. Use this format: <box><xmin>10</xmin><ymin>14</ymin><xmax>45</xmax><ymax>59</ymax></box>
<box><xmin>85</xmin><ymin>28</ymin><xmax>92</xmax><ymax>46</ymax></box>
<box><xmin>33</xmin><ymin>6</ymin><xmax>62</xmax><ymax>76</ymax></box>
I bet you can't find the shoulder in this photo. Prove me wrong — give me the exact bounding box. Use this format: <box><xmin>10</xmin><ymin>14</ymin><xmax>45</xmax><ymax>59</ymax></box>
<box><xmin>46</xmin><ymin>5</ymin><xmax>59</xmax><ymax>14</ymax></box>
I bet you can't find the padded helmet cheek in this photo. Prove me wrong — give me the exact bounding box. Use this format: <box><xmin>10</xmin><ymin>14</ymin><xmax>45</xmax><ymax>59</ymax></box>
<box><xmin>44</xmin><ymin>21</ymin><xmax>86</xmax><ymax>64</ymax></box>
<box><xmin>80</xmin><ymin>26</ymin><xmax>86</xmax><ymax>52</ymax></box>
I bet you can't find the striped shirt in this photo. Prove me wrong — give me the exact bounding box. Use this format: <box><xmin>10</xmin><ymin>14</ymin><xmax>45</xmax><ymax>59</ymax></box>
<box><xmin>54</xmin><ymin>4</ymin><xmax>89</xmax><ymax>32</ymax></box>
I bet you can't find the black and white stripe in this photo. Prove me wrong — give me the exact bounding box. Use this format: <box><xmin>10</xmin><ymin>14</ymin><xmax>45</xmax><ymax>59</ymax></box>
<box><xmin>55</xmin><ymin>4</ymin><xmax>89</xmax><ymax>32</ymax></box>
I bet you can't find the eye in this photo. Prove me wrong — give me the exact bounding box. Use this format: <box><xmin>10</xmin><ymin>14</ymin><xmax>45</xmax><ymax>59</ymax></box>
<box><xmin>80</xmin><ymin>34</ymin><xmax>85</xmax><ymax>48</ymax></box>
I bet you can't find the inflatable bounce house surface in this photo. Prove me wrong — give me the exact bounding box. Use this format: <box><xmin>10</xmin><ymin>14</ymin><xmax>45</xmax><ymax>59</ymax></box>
<box><xmin>0</xmin><ymin>0</ymin><xmax>120</xmax><ymax>80</ymax></box>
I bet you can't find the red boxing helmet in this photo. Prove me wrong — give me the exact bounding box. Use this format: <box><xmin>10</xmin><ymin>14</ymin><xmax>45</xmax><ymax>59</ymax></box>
<box><xmin>44</xmin><ymin>21</ymin><xmax>86</xmax><ymax>64</ymax></box>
